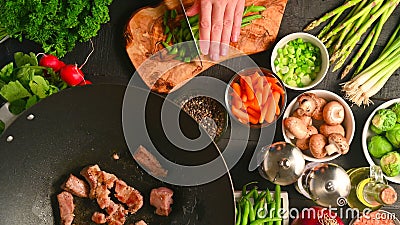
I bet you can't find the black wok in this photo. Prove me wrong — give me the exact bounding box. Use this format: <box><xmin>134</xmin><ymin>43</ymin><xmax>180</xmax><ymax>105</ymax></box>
<box><xmin>0</xmin><ymin>84</ymin><xmax>234</xmax><ymax>225</ymax></box>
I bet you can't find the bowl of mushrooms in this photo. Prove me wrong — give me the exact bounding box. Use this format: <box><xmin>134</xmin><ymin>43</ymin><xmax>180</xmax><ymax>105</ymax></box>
<box><xmin>282</xmin><ymin>90</ymin><xmax>355</xmax><ymax>162</ymax></box>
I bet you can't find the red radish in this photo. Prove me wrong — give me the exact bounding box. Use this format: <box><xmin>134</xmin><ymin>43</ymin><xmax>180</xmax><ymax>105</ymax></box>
<box><xmin>60</xmin><ymin>64</ymin><xmax>85</xmax><ymax>86</ymax></box>
<box><xmin>39</xmin><ymin>54</ymin><xmax>66</xmax><ymax>72</ymax></box>
<box><xmin>78</xmin><ymin>80</ymin><xmax>92</xmax><ymax>86</ymax></box>
<box><xmin>291</xmin><ymin>206</ymin><xmax>344</xmax><ymax>225</ymax></box>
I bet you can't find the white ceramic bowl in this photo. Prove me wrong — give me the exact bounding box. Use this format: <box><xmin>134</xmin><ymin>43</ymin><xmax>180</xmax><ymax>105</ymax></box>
<box><xmin>362</xmin><ymin>98</ymin><xmax>400</xmax><ymax>184</ymax></box>
<box><xmin>271</xmin><ymin>32</ymin><xmax>329</xmax><ymax>91</ymax></box>
<box><xmin>282</xmin><ymin>90</ymin><xmax>355</xmax><ymax>162</ymax></box>
<box><xmin>225</xmin><ymin>67</ymin><xmax>287</xmax><ymax>129</ymax></box>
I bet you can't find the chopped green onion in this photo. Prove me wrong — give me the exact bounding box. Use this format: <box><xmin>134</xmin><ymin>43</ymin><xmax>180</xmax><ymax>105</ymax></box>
<box><xmin>274</xmin><ymin>38</ymin><xmax>321</xmax><ymax>88</ymax></box>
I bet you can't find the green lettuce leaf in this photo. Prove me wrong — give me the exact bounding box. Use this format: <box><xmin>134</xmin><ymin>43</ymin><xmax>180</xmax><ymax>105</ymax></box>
<box><xmin>29</xmin><ymin>75</ymin><xmax>49</xmax><ymax>98</ymax></box>
<box><xmin>25</xmin><ymin>95</ymin><xmax>39</xmax><ymax>109</ymax></box>
<box><xmin>15</xmin><ymin>66</ymin><xmax>35</xmax><ymax>89</ymax></box>
<box><xmin>0</xmin><ymin>80</ymin><xmax>31</xmax><ymax>102</ymax></box>
<box><xmin>9</xmin><ymin>99</ymin><xmax>27</xmax><ymax>115</ymax></box>
<box><xmin>0</xmin><ymin>79</ymin><xmax>5</xmax><ymax>90</ymax></box>
<box><xmin>14</xmin><ymin>52</ymin><xmax>38</xmax><ymax>67</ymax></box>
<box><xmin>0</xmin><ymin>62</ymin><xmax>14</xmax><ymax>83</ymax></box>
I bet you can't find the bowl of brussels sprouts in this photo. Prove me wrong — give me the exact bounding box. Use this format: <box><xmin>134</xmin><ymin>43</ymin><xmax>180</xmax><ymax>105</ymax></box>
<box><xmin>362</xmin><ymin>98</ymin><xmax>400</xmax><ymax>184</ymax></box>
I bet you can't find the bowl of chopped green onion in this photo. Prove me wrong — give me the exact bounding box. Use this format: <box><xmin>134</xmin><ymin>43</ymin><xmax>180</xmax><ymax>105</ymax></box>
<box><xmin>271</xmin><ymin>32</ymin><xmax>329</xmax><ymax>90</ymax></box>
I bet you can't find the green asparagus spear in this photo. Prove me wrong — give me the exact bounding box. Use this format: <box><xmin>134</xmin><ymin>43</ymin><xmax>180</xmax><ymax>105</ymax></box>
<box><xmin>380</xmin><ymin>21</ymin><xmax>400</xmax><ymax>55</ymax></box>
<box><xmin>332</xmin><ymin>39</ymin><xmax>357</xmax><ymax>71</ymax></box>
<box><xmin>320</xmin><ymin>0</ymin><xmax>365</xmax><ymax>42</ymax></box>
<box><xmin>355</xmin><ymin>3</ymin><xmax>397</xmax><ymax>74</ymax></box>
<box><xmin>325</xmin><ymin>33</ymin><xmax>340</xmax><ymax>49</ymax></box>
<box><xmin>341</xmin><ymin>25</ymin><xmax>376</xmax><ymax>78</ymax></box>
<box><xmin>318</xmin><ymin>0</ymin><xmax>366</xmax><ymax>40</ymax></box>
<box><xmin>343</xmin><ymin>0</ymin><xmax>382</xmax><ymax>45</ymax></box>
<box><xmin>331</xmin><ymin>18</ymin><xmax>358</xmax><ymax>59</ymax></box>
<box><xmin>330</xmin><ymin>1</ymin><xmax>374</xmax><ymax>64</ymax></box>
<box><xmin>318</xmin><ymin>12</ymin><xmax>342</xmax><ymax>40</ymax></box>
<box><xmin>304</xmin><ymin>0</ymin><xmax>363</xmax><ymax>31</ymax></box>
<box><xmin>321</xmin><ymin>0</ymin><xmax>384</xmax><ymax>42</ymax></box>
<box><xmin>332</xmin><ymin>0</ymin><xmax>378</xmax><ymax>55</ymax></box>
<box><xmin>337</xmin><ymin>0</ymin><xmax>398</xmax><ymax>63</ymax></box>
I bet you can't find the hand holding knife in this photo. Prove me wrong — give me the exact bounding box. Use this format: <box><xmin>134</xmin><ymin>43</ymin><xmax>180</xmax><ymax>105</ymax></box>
<box><xmin>184</xmin><ymin>0</ymin><xmax>246</xmax><ymax>61</ymax></box>
<box><xmin>178</xmin><ymin>0</ymin><xmax>203</xmax><ymax>67</ymax></box>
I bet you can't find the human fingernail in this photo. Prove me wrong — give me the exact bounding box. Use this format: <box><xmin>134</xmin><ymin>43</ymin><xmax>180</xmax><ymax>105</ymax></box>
<box><xmin>211</xmin><ymin>53</ymin><xmax>219</xmax><ymax>61</ymax></box>
<box><xmin>221</xmin><ymin>46</ymin><xmax>228</xmax><ymax>56</ymax></box>
<box><xmin>232</xmin><ymin>32</ymin><xmax>239</xmax><ymax>42</ymax></box>
<box><xmin>200</xmin><ymin>41</ymin><xmax>209</xmax><ymax>55</ymax></box>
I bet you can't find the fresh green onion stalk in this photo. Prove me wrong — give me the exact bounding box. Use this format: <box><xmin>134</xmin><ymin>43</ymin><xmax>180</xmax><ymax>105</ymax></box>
<box><xmin>341</xmin><ymin>23</ymin><xmax>400</xmax><ymax>106</ymax></box>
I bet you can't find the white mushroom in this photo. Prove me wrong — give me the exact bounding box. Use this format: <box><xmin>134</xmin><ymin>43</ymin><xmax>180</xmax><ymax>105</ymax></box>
<box><xmin>309</xmin><ymin>134</ymin><xmax>328</xmax><ymax>159</ymax></box>
<box><xmin>311</xmin><ymin>96</ymin><xmax>327</xmax><ymax>121</ymax></box>
<box><xmin>296</xmin><ymin>126</ymin><xmax>318</xmax><ymax>151</ymax></box>
<box><xmin>283</xmin><ymin>117</ymin><xmax>308</xmax><ymax>139</ymax></box>
<box><xmin>296</xmin><ymin>93</ymin><xmax>318</xmax><ymax>117</ymax></box>
<box><xmin>292</xmin><ymin>108</ymin><xmax>312</xmax><ymax>126</ymax></box>
<box><xmin>319</xmin><ymin>124</ymin><xmax>345</xmax><ymax>138</ymax></box>
<box><xmin>325</xmin><ymin>133</ymin><xmax>349</xmax><ymax>155</ymax></box>
<box><xmin>322</xmin><ymin>101</ymin><xmax>345</xmax><ymax>125</ymax></box>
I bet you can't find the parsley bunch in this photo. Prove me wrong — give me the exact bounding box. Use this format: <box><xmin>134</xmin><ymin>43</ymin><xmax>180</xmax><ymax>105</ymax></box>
<box><xmin>0</xmin><ymin>0</ymin><xmax>113</xmax><ymax>57</ymax></box>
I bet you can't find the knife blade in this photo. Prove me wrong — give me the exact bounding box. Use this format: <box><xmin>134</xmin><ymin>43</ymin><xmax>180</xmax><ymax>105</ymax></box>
<box><xmin>178</xmin><ymin>0</ymin><xmax>203</xmax><ymax>67</ymax></box>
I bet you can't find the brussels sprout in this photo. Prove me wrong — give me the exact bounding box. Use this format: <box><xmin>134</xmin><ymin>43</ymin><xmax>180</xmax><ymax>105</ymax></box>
<box><xmin>370</xmin><ymin>124</ymin><xmax>383</xmax><ymax>135</ymax></box>
<box><xmin>368</xmin><ymin>135</ymin><xmax>393</xmax><ymax>158</ymax></box>
<box><xmin>391</xmin><ymin>103</ymin><xmax>400</xmax><ymax>123</ymax></box>
<box><xmin>380</xmin><ymin>151</ymin><xmax>400</xmax><ymax>177</ymax></box>
<box><xmin>385</xmin><ymin>123</ymin><xmax>400</xmax><ymax>148</ymax></box>
<box><xmin>372</xmin><ymin>109</ymin><xmax>397</xmax><ymax>131</ymax></box>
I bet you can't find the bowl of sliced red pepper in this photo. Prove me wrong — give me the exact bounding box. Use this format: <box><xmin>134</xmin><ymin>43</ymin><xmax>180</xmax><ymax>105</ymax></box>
<box><xmin>225</xmin><ymin>67</ymin><xmax>287</xmax><ymax>128</ymax></box>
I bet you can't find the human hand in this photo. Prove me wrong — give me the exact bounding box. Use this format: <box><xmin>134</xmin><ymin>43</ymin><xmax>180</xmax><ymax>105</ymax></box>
<box><xmin>186</xmin><ymin>0</ymin><xmax>245</xmax><ymax>61</ymax></box>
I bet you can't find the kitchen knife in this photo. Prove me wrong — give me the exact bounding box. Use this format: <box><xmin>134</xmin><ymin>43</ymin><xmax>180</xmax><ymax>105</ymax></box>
<box><xmin>178</xmin><ymin>0</ymin><xmax>203</xmax><ymax>67</ymax></box>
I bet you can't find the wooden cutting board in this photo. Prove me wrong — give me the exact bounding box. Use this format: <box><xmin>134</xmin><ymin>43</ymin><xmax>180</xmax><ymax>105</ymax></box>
<box><xmin>125</xmin><ymin>0</ymin><xmax>288</xmax><ymax>94</ymax></box>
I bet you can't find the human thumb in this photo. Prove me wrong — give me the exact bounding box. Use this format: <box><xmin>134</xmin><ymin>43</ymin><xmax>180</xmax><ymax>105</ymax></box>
<box><xmin>185</xmin><ymin>0</ymin><xmax>200</xmax><ymax>16</ymax></box>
